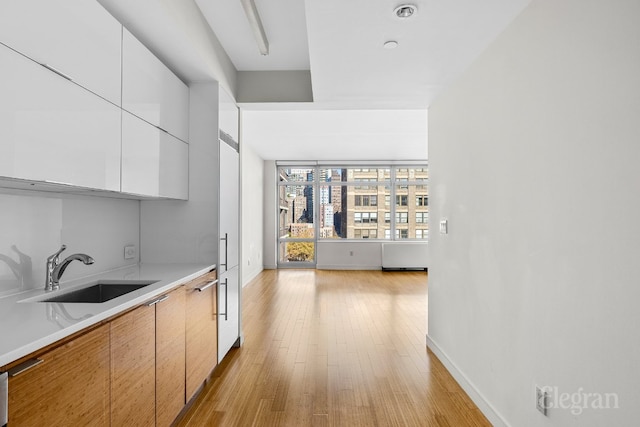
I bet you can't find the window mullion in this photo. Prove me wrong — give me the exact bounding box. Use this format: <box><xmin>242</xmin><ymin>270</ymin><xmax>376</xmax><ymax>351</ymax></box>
<box><xmin>391</xmin><ymin>166</ymin><xmax>397</xmax><ymax>241</ymax></box>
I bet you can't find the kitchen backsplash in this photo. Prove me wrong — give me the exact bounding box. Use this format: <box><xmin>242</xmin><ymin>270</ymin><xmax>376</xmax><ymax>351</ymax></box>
<box><xmin>0</xmin><ymin>188</ymin><xmax>140</xmax><ymax>296</ymax></box>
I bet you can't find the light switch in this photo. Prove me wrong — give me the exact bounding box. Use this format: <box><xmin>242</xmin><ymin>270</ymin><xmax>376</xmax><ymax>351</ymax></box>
<box><xmin>439</xmin><ymin>219</ymin><xmax>448</xmax><ymax>234</ymax></box>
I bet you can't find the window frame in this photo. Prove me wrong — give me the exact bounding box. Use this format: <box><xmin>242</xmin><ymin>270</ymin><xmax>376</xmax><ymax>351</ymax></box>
<box><xmin>277</xmin><ymin>164</ymin><xmax>428</xmax><ymax>248</ymax></box>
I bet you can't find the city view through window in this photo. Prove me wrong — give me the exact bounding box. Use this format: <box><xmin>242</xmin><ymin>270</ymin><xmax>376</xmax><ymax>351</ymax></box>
<box><xmin>278</xmin><ymin>165</ymin><xmax>428</xmax><ymax>265</ymax></box>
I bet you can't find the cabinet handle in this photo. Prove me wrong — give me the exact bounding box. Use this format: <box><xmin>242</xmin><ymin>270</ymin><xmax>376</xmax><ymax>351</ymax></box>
<box><xmin>220</xmin><ymin>278</ymin><xmax>228</xmax><ymax>321</ymax></box>
<box><xmin>195</xmin><ymin>279</ymin><xmax>218</xmax><ymax>292</ymax></box>
<box><xmin>40</xmin><ymin>63</ymin><xmax>73</xmax><ymax>81</ymax></box>
<box><xmin>145</xmin><ymin>294</ymin><xmax>169</xmax><ymax>306</ymax></box>
<box><xmin>220</xmin><ymin>233</ymin><xmax>228</xmax><ymax>271</ymax></box>
<box><xmin>7</xmin><ymin>358</ymin><xmax>44</xmax><ymax>377</ymax></box>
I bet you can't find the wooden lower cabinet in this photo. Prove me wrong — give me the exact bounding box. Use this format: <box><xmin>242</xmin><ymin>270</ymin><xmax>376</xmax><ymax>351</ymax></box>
<box><xmin>185</xmin><ymin>270</ymin><xmax>218</xmax><ymax>401</ymax></box>
<box><xmin>7</xmin><ymin>323</ymin><xmax>110</xmax><ymax>426</ymax></box>
<box><xmin>3</xmin><ymin>270</ymin><xmax>217</xmax><ymax>426</ymax></box>
<box><xmin>110</xmin><ymin>304</ymin><xmax>156</xmax><ymax>426</ymax></box>
<box><xmin>156</xmin><ymin>286</ymin><xmax>186</xmax><ymax>427</ymax></box>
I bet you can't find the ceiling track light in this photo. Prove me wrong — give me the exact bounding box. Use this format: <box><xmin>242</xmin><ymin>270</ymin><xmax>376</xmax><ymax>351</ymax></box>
<box><xmin>394</xmin><ymin>4</ymin><xmax>417</xmax><ymax>19</ymax></box>
<box><xmin>240</xmin><ymin>0</ymin><xmax>270</xmax><ymax>56</ymax></box>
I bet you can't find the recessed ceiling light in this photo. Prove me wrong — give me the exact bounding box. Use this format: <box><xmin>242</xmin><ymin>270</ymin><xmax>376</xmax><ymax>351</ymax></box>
<box><xmin>394</xmin><ymin>4</ymin><xmax>417</xmax><ymax>19</ymax></box>
<box><xmin>384</xmin><ymin>41</ymin><xmax>399</xmax><ymax>49</ymax></box>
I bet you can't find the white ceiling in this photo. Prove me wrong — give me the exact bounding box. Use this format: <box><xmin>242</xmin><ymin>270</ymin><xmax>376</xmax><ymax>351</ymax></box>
<box><xmin>195</xmin><ymin>0</ymin><xmax>310</xmax><ymax>71</ymax></box>
<box><xmin>98</xmin><ymin>0</ymin><xmax>532</xmax><ymax>160</ymax></box>
<box><xmin>196</xmin><ymin>0</ymin><xmax>532</xmax><ymax>108</ymax></box>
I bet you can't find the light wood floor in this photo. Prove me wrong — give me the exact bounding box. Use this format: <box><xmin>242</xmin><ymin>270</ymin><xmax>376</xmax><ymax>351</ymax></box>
<box><xmin>177</xmin><ymin>269</ymin><xmax>490</xmax><ymax>427</ymax></box>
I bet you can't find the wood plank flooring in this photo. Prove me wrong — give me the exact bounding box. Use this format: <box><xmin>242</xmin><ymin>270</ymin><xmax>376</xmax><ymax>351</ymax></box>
<box><xmin>177</xmin><ymin>269</ymin><xmax>490</xmax><ymax>427</ymax></box>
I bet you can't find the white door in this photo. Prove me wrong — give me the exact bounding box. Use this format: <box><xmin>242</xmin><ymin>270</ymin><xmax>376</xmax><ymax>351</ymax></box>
<box><xmin>218</xmin><ymin>139</ymin><xmax>240</xmax><ymax>362</ymax></box>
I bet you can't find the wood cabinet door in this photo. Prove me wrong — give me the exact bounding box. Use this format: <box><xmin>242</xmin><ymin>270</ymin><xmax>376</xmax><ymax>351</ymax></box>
<box><xmin>156</xmin><ymin>286</ymin><xmax>186</xmax><ymax>427</ymax></box>
<box><xmin>7</xmin><ymin>324</ymin><xmax>110</xmax><ymax>426</ymax></box>
<box><xmin>185</xmin><ymin>270</ymin><xmax>218</xmax><ymax>401</ymax></box>
<box><xmin>110</xmin><ymin>304</ymin><xmax>156</xmax><ymax>426</ymax></box>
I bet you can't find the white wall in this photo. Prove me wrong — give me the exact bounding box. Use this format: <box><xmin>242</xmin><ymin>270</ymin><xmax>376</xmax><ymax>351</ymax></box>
<box><xmin>237</xmin><ymin>71</ymin><xmax>313</xmax><ymax>103</ymax></box>
<box><xmin>262</xmin><ymin>161</ymin><xmax>277</xmax><ymax>269</ymax></box>
<box><xmin>427</xmin><ymin>1</ymin><xmax>640</xmax><ymax>426</ymax></box>
<box><xmin>0</xmin><ymin>189</ymin><xmax>139</xmax><ymax>296</ymax></box>
<box><xmin>241</xmin><ymin>109</ymin><xmax>428</xmax><ymax>161</ymax></box>
<box><xmin>316</xmin><ymin>241</ymin><xmax>381</xmax><ymax>270</ymax></box>
<box><xmin>240</xmin><ymin>143</ymin><xmax>264</xmax><ymax>285</ymax></box>
<box><xmin>140</xmin><ymin>83</ymin><xmax>219</xmax><ymax>265</ymax></box>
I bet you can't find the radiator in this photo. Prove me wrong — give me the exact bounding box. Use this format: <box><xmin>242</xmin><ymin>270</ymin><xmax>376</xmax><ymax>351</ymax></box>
<box><xmin>381</xmin><ymin>243</ymin><xmax>428</xmax><ymax>270</ymax></box>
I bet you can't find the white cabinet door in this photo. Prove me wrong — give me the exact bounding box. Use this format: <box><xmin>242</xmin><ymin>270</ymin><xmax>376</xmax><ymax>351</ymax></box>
<box><xmin>0</xmin><ymin>0</ymin><xmax>122</xmax><ymax>105</ymax></box>
<box><xmin>121</xmin><ymin>112</ymin><xmax>189</xmax><ymax>200</ymax></box>
<box><xmin>219</xmin><ymin>87</ymin><xmax>239</xmax><ymax>143</ymax></box>
<box><xmin>122</xmin><ymin>29</ymin><xmax>189</xmax><ymax>142</ymax></box>
<box><xmin>218</xmin><ymin>266</ymin><xmax>239</xmax><ymax>363</ymax></box>
<box><xmin>0</xmin><ymin>44</ymin><xmax>121</xmax><ymax>191</ymax></box>
<box><xmin>219</xmin><ymin>141</ymin><xmax>239</xmax><ymax>270</ymax></box>
<box><xmin>218</xmin><ymin>138</ymin><xmax>240</xmax><ymax>362</ymax></box>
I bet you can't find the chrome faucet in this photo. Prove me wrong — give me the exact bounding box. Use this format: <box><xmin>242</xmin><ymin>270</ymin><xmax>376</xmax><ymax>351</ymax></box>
<box><xmin>45</xmin><ymin>245</ymin><xmax>94</xmax><ymax>292</ymax></box>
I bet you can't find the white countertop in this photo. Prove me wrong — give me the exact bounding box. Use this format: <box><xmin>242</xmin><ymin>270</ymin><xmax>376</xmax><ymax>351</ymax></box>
<box><xmin>0</xmin><ymin>263</ymin><xmax>215</xmax><ymax>367</ymax></box>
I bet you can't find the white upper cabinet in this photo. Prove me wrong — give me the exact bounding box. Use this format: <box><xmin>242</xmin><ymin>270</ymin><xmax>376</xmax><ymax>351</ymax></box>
<box><xmin>0</xmin><ymin>0</ymin><xmax>122</xmax><ymax>106</ymax></box>
<box><xmin>122</xmin><ymin>29</ymin><xmax>189</xmax><ymax>142</ymax></box>
<box><xmin>121</xmin><ymin>112</ymin><xmax>188</xmax><ymax>200</ymax></box>
<box><xmin>219</xmin><ymin>87</ymin><xmax>239</xmax><ymax>143</ymax></box>
<box><xmin>0</xmin><ymin>44</ymin><xmax>121</xmax><ymax>191</ymax></box>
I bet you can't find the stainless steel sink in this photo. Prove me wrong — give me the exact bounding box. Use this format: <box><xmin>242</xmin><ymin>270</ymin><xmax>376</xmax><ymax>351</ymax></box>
<box><xmin>39</xmin><ymin>280</ymin><xmax>157</xmax><ymax>303</ymax></box>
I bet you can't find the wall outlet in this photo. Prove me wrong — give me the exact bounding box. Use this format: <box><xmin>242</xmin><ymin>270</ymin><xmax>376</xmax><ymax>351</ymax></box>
<box><xmin>536</xmin><ymin>386</ymin><xmax>548</xmax><ymax>416</ymax></box>
<box><xmin>124</xmin><ymin>245</ymin><xmax>137</xmax><ymax>260</ymax></box>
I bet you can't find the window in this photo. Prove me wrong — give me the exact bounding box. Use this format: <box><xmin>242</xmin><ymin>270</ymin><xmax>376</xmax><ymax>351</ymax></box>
<box><xmin>277</xmin><ymin>164</ymin><xmax>427</xmax><ymax>248</ymax></box>
<box><xmin>416</xmin><ymin>229</ymin><xmax>428</xmax><ymax>239</ymax></box>
<box><xmin>396</xmin><ymin>212</ymin><xmax>408</xmax><ymax>223</ymax></box>
<box><xmin>395</xmin><ymin>229</ymin><xmax>409</xmax><ymax>239</ymax></box>
<box><xmin>354</xmin><ymin>229</ymin><xmax>378</xmax><ymax>239</ymax></box>
<box><xmin>355</xmin><ymin>195</ymin><xmax>378</xmax><ymax>207</ymax></box>
<box><xmin>355</xmin><ymin>212</ymin><xmax>378</xmax><ymax>224</ymax></box>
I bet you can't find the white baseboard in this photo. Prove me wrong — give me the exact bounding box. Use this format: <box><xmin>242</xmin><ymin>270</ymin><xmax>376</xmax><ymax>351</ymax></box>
<box><xmin>316</xmin><ymin>264</ymin><xmax>380</xmax><ymax>270</ymax></box>
<box><xmin>426</xmin><ymin>335</ymin><xmax>509</xmax><ymax>427</ymax></box>
<box><xmin>242</xmin><ymin>268</ymin><xmax>263</xmax><ymax>287</ymax></box>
